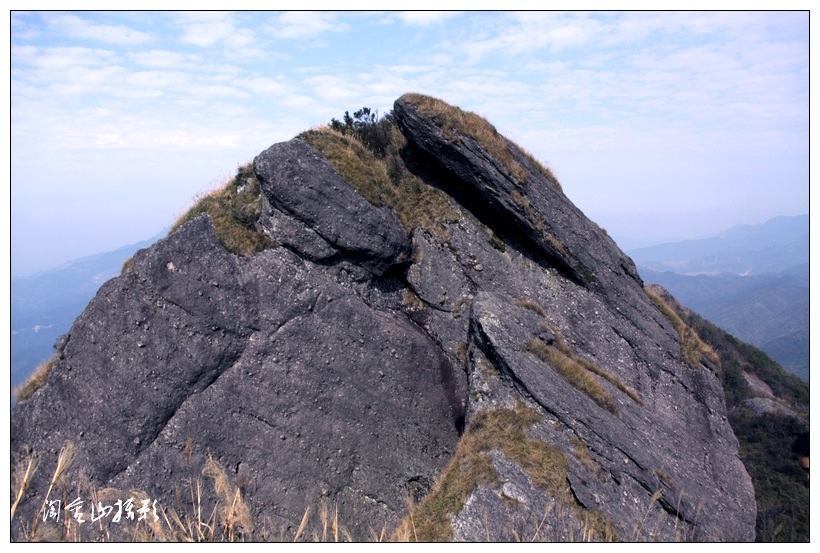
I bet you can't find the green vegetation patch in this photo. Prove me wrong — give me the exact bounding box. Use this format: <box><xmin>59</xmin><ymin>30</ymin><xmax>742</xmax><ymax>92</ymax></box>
<box><xmin>647</xmin><ymin>284</ymin><xmax>808</xmax><ymax>408</ymax></box>
<box><xmin>731</xmin><ymin>412</ymin><xmax>809</xmax><ymax>542</ymax></box>
<box><xmin>15</xmin><ymin>356</ymin><xmax>58</xmax><ymax>402</ymax></box>
<box><xmin>171</xmin><ymin>163</ymin><xmax>275</xmax><ymax>256</ymax></box>
<box><xmin>400</xmin><ymin>93</ymin><xmax>560</xmax><ymax>190</ymax></box>
<box><xmin>299</xmin><ymin>125</ymin><xmax>459</xmax><ymax>244</ymax></box>
<box><xmin>696</xmin><ymin>318</ymin><xmax>808</xmax><ymax>408</ymax></box>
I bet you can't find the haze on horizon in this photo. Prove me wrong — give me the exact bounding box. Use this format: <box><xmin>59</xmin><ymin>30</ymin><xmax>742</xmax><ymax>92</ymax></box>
<box><xmin>9</xmin><ymin>10</ymin><xmax>809</xmax><ymax>277</ymax></box>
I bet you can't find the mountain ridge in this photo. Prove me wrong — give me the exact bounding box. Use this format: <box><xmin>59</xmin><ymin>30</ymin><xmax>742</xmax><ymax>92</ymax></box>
<box><xmin>11</xmin><ymin>94</ymin><xmax>760</xmax><ymax>542</ymax></box>
<box><xmin>629</xmin><ymin>215</ymin><xmax>809</xmax><ymax>381</ymax></box>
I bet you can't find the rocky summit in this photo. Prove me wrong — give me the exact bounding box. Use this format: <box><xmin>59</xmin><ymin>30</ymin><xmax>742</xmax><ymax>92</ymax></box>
<box><xmin>11</xmin><ymin>94</ymin><xmax>757</xmax><ymax>542</ymax></box>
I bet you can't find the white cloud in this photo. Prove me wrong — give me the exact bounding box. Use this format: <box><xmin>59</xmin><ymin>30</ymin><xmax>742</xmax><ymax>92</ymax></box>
<box><xmin>267</xmin><ymin>12</ymin><xmax>347</xmax><ymax>39</ymax></box>
<box><xmin>172</xmin><ymin>12</ymin><xmax>265</xmax><ymax>61</ymax></box>
<box><xmin>176</xmin><ymin>12</ymin><xmax>236</xmax><ymax>47</ymax></box>
<box><xmin>43</xmin><ymin>13</ymin><xmax>153</xmax><ymax>45</ymax></box>
<box><xmin>130</xmin><ymin>50</ymin><xmax>202</xmax><ymax>69</ymax></box>
<box><xmin>395</xmin><ymin>12</ymin><xmax>461</xmax><ymax>26</ymax></box>
<box><xmin>10</xmin><ymin>11</ymin><xmax>808</xmax><ymax>278</ymax></box>
<box><xmin>243</xmin><ymin>77</ymin><xmax>287</xmax><ymax>95</ymax></box>
<box><xmin>459</xmin><ymin>12</ymin><xmax>605</xmax><ymax>62</ymax></box>
<box><xmin>305</xmin><ymin>74</ymin><xmax>361</xmax><ymax>102</ymax></box>
<box><xmin>13</xmin><ymin>45</ymin><xmax>119</xmax><ymax>72</ymax></box>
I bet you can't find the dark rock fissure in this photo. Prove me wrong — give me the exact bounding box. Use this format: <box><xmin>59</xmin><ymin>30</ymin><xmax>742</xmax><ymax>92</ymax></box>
<box><xmin>399</xmin><ymin>140</ymin><xmax>586</xmax><ymax>287</ymax></box>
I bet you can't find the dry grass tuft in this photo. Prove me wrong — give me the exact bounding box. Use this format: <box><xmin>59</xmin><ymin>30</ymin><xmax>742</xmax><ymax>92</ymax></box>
<box><xmin>571</xmin><ymin>434</ymin><xmax>607</xmax><ymax>483</ymax></box>
<box><xmin>170</xmin><ymin>163</ymin><xmax>275</xmax><ymax>256</ymax></box>
<box><xmin>645</xmin><ymin>285</ymin><xmax>721</xmax><ymax>371</ymax></box>
<box><xmin>535</xmin><ymin>325</ymin><xmax>641</xmax><ymax>407</ymax></box>
<box><xmin>11</xmin><ymin>441</ymin><xmax>364</xmax><ymax>543</ymax></box>
<box><xmin>514</xmin><ymin>298</ymin><xmax>546</xmax><ymax>317</ymax></box>
<box><xmin>575</xmin><ymin>355</ymin><xmax>642</xmax><ymax>406</ymax></box>
<box><xmin>15</xmin><ymin>356</ymin><xmax>58</xmax><ymax>402</ymax></box>
<box><xmin>401</xmin><ymin>288</ymin><xmax>427</xmax><ymax>311</ymax></box>
<box><xmin>394</xmin><ymin>403</ymin><xmax>573</xmax><ymax>542</ymax></box>
<box><xmin>202</xmin><ymin>456</ymin><xmax>254</xmax><ymax>541</ymax></box>
<box><xmin>300</xmin><ymin>126</ymin><xmax>459</xmax><ymax>244</ymax></box>
<box><xmin>14</xmin><ymin>442</ymin><xmax>77</xmax><ymax>541</ymax></box>
<box><xmin>631</xmin><ymin>488</ymin><xmax>664</xmax><ymax>541</ymax></box>
<box><xmin>528</xmin><ymin>337</ymin><xmax>619</xmax><ymax>414</ymax></box>
<box><xmin>400</xmin><ymin>93</ymin><xmax>561</xmax><ymax>189</ymax></box>
<box><xmin>11</xmin><ymin>452</ymin><xmax>40</xmax><ymax>523</ymax></box>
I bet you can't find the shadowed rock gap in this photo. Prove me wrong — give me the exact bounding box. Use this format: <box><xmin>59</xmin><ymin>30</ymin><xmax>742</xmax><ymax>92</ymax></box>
<box><xmin>397</xmin><ymin>139</ymin><xmax>586</xmax><ymax>288</ymax></box>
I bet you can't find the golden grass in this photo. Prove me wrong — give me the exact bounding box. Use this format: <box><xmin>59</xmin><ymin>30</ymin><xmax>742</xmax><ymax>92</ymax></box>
<box><xmin>645</xmin><ymin>285</ymin><xmax>721</xmax><ymax>371</ymax></box>
<box><xmin>170</xmin><ymin>163</ymin><xmax>275</xmax><ymax>256</ymax></box>
<box><xmin>12</xmin><ymin>442</ymin><xmax>77</xmax><ymax>541</ymax></box>
<box><xmin>528</xmin><ymin>338</ymin><xmax>620</xmax><ymax>414</ymax></box>
<box><xmin>202</xmin><ymin>457</ymin><xmax>254</xmax><ymax>541</ymax></box>
<box><xmin>514</xmin><ymin>298</ymin><xmax>546</xmax><ymax>317</ymax></box>
<box><xmin>394</xmin><ymin>403</ymin><xmax>575</xmax><ymax>541</ymax></box>
<box><xmin>12</xmin><ymin>428</ymin><xmax>618</xmax><ymax>543</ymax></box>
<box><xmin>10</xmin><ymin>453</ymin><xmax>40</xmax><ymax>523</ymax></box>
<box><xmin>11</xmin><ymin>441</ymin><xmax>362</xmax><ymax>543</ymax></box>
<box><xmin>15</xmin><ymin>356</ymin><xmax>58</xmax><ymax>402</ymax></box>
<box><xmin>571</xmin><ymin>434</ymin><xmax>607</xmax><ymax>483</ymax></box>
<box><xmin>541</xmin><ymin>324</ymin><xmax>642</xmax><ymax>406</ymax></box>
<box><xmin>300</xmin><ymin>126</ymin><xmax>460</xmax><ymax>244</ymax></box>
<box><xmin>298</xmin><ymin>127</ymin><xmax>390</xmax><ymax>206</ymax></box>
<box><xmin>575</xmin><ymin>356</ymin><xmax>642</xmax><ymax>406</ymax></box>
<box><xmin>400</xmin><ymin>93</ymin><xmax>561</xmax><ymax>190</ymax></box>
<box><xmin>121</xmin><ymin>256</ymin><xmax>134</xmax><ymax>274</ymax></box>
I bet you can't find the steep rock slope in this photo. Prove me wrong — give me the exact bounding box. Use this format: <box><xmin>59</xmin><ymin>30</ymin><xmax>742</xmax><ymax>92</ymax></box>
<box><xmin>11</xmin><ymin>94</ymin><xmax>756</xmax><ymax>542</ymax></box>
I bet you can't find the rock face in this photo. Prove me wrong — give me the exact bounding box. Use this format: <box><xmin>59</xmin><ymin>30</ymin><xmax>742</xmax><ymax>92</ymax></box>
<box><xmin>11</xmin><ymin>94</ymin><xmax>756</xmax><ymax>542</ymax></box>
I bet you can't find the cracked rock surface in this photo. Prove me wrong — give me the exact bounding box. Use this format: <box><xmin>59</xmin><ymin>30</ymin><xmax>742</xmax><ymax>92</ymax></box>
<box><xmin>11</xmin><ymin>94</ymin><xmax>756</xmax><ymax>542</ymax></box>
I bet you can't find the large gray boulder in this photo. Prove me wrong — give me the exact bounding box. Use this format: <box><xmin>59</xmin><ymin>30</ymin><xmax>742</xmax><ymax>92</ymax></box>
<box><xmin>254</xmin><ymin>139</ymin><xmax>411</xmax><ymax>277</ymax></box>
<box><xmin>11</xmin><ymin>214</ymin><xmax>463</xmax><ymax>541</ymax></box>
<box><xmin>11</xmin><ymin>94</ymin><xmax>756</xmax><ymax>542</ymax></box>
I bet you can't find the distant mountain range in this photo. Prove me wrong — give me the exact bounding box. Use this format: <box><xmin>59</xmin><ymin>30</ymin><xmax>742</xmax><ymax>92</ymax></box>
<box><xmin>628</xmin><ymin>215</ymin><xmax>809</xmax><ymax>381</ymax></box>
<box><xmin>628</xmin><ymin>215</ymin><xmax>808</xmax><ymax>276</ymax></box>
<box><xmin>10</xmin><ymin>233</ymin><xmax>163</xmax><ymax>404</ymax></box>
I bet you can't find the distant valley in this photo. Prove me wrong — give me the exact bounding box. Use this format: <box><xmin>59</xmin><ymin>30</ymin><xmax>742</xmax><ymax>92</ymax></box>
<box><xmin>10</xmin><ymin>234</ymin><xmax>163</xmax><ymax>404</ymax></box>
<box><xmin>628</xmin><ymin>215</ymin><xmax>809</xmax><ymax>381</ymax></box>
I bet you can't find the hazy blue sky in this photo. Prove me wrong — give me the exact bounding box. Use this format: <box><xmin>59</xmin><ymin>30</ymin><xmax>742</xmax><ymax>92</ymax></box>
<box><xmin>10</xmin><ymin>10</ymin><xmax>809</xmax><ymax>276</ymax></box>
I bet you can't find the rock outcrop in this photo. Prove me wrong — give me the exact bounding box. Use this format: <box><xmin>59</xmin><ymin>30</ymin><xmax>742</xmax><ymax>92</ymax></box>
<box><xmin>11</xmin><ymin>93</ymin><xmax>756</xmax><ymax>542</ymax></box>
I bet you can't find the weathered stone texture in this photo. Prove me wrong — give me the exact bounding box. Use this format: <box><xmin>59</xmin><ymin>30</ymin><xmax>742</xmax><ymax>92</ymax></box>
<box><xmin>11</xmin><ymin>94</ymin><xmax>756</xmax><ymax>542</ymax></box>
